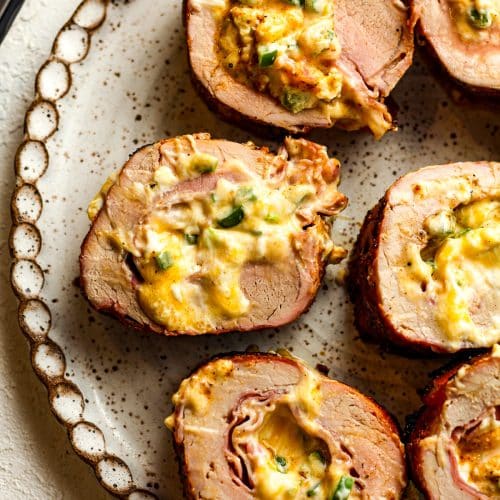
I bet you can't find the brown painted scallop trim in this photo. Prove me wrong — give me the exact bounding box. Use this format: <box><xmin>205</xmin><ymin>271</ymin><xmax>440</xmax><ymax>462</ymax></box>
<box><xmin>8</xmin><ymin>1</ymin><xmax>157</xmax><ymax>498</ymax></box>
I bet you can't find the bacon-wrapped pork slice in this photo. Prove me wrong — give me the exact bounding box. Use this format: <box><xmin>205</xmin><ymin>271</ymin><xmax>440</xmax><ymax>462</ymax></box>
<box><xmin>408</xmin><ymin>346</ymin><xmax>500</xmax><ymax>499</ymax></box>
<box><xmin>80</xmin><ymin>134</ymin><xmax>347</xmax><ymax>336</ymax></box>
<box><xmin>349</xmin><ymin>161</ymin><xmax>499</xmax><ymax>353</ymax></box>
<box><xmin>166</xmin><ymin>352</ymin><xmax>407</xmax><ymax>499</ymax></box>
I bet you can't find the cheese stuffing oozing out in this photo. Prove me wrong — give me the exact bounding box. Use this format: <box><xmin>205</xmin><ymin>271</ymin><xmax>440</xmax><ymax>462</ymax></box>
<box><xmin>450</xmin><ymin>0</ymin><xmax>499</xmax><ymax>42</ymax></box>
<box><xmin>166</xmin><ymin>356</ymin><xmax>356</xmax><ymax>500</ymax></box>
<box><xmin>94</xmin><ymin>136</ymin><xmax>346</xmax><ymax>333</ymax></box>
<box><xmin>456</xmin><ymin>409</ymin><xmax>500</xmax><ymax>497</ymax></box>
<box><xmin>217</xmin><ymin>0</ymin><xmax>392</xmax><ymax>138</ymax></box>
<box><xmin>401</xmin><ymin>188</ymin><xmax>500</xmax><ymax>348</ymax></box>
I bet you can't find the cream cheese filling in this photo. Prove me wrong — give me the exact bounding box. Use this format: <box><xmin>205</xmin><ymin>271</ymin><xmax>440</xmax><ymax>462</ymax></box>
<box><xmin>400</xmin><ymin>194</ymin><xmax>500</xmax><ymax>347</ymax></box>
<box><xmin>456</xmin><ymin>410</ymin><xmax>500</xmax><ymax>497</ymax></box>
<box><xmin>449</xmin><ymin>0</ymin><xmax>499</xmax><ymax>43</ymax></box>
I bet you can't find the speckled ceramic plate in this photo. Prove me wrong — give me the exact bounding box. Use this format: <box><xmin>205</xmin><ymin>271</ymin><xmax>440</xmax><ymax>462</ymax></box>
<box><xmin>9</xmin><ymin>0</ymin><xmax>499</xmax><ymax>498</ymax></box>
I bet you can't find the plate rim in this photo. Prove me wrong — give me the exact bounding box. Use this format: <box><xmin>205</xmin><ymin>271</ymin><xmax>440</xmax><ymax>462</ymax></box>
<box><xmin>8</xmin><ymin>1</ymin><xmax>157</xmax><ymax>498</ymax></box>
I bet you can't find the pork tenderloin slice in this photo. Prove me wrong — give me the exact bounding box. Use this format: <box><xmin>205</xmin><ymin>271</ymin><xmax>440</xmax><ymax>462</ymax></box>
<box><xmin>80</xmin><ymin>134</ymin><xmax>346</xmax><ymax>336</ymax></box>
<box><xmin>415</xmin><ymin>0</ymin><xmax>500</xmax><ymax>93</ymax></box>
<box><xmin>185</xmin><ymin>0</ymin><xmax>414</xmax><ymax>135</ymax></box>
<box><xmin>407</xmin><ymin>348</ymin><xmax>500</xmax><ymax>499</ymax></box>
<box><xmin>349</xmin><ymin>161</ymin><xmax>500</xmax><ymax>353</ymax></box>
<box><xmin>168</xmin><ymin>353</ymin><xmax>407</xmax><ymax>499</ymax></box>
<box><xmin>334</xmin><ymin>0</ymin><xmax>415</xmax><ymax>97</ymax></box>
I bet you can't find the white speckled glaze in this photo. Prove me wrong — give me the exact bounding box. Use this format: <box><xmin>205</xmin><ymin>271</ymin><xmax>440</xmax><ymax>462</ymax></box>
<box><xmin>8</xmin><ymin>0</ymin><xmax>499</xmax><ymax>498</ymax></box>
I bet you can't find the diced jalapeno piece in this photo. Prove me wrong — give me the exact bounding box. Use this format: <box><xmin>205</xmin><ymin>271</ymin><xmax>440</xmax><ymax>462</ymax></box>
<box><xmin>258</xmin><ymin>45</ymin><xmax>278</xmax><ymax>67</ymax></box>
<box><xmin>281</xmin><ymin>88</ymin><xmax>311</xmax><ymax>113</ymax></box>
<box><xmin>184</xmin><ymin>234</ymin><xmax>198</xmax><ymax>245</ymax></box>
<box><xmin>309</xmin><ymin>450</ymin><xmax>326</xmax><ymax>464</ymax></box>
<box><xmin>451</xmin><ymin>227</ymin><xmax>472</xmax><ymax>238</ymax></box>
<box><xmin>283</xmin><ymin>0</ymin><xmax>304</xmax><ymax>5</ymax></box>
<box><xmin>304</xmin><ymin>0</ymin><xmax>323</xmax><ymax>12</ymax></box>
<box><xmin>307</xmin><ymin>483</ymin><xmax>320</xmax><ymax>497</ymax></box>
<box><xmin>218</xmin><ymin>206</ymin><xmax>244</xmax><ymax>228</ymax></box>
<box><xmin>264</xmin><ymin>213</ymin><xmax>280</xmax><ymax>223</ymax></box>
<box><xmin>275</xmin><ymin>455</ymin><xmax>288</xmax><ymax>473</ymax></box>
<box><xmin>190</xmin><ymin>153</ymin><xmax>218</xmax><ymax>173</ymax></box>
<box><xmin>468</xmin><ymin>8</ymin><xmax>492</xmax><ymax>29</ymax></box>
<box><xmin>236</xmin><ymin>186</ymin><xmax>257</xmax><ymax>202</ymax></box>
<box><xmin>332</xmin><ymin>475</ymin><xmax>354</xmax><ymax>500</ymax></box>
<box><xmin>155</xmin><ymin>251</ymin><xmax>173</xmax><ymax>270</ymax></box>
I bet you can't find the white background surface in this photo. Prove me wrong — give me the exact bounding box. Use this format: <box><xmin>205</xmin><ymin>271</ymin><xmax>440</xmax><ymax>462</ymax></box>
<box><xmin>0</xmin><ymin>1</ymin><xmax>110</xmax><ymax>497</ymax></box>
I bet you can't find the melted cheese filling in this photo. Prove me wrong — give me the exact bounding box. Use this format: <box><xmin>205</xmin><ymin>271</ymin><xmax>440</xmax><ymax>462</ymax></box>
<box><xmin>165</xmin><ymin>358</ymin><xmax>234</xmax><ymax>424</ymax></box>
<box><xmin>450</xmin><ymin>0</ymin><xmax>499</xmax><ymax>43</ymax></box>
<box><xmin>137</xmin><ymin>173</ymin><xmax>314</xmax><ymax>331</ymax></box>
<box><xmin>229</xmin><ymin>364</ymin><xmax>353</xmax><ymax>499</ymax></box>
<box><xmin>87</xmin><ymin>172</ymin><xmax>118</xmax><ymax>221</ymax></box>
<box><xmin>234</xmin><ymin>405</ymin><xmax>340</xmax><ymax>499</ymax></box>
<box><xmin>217</xmin><ymin>0</ymin><xmax>392</xmax><ymax>138</ymax></box>
<box><xmin>456</xmin><ymin>411</ymin><xmax>500</xmax><ymax>496</ymax></box>
<box><xmin>98</xmin><ymin>136</ymin><xmax>344</xmax><ymax>333</ymax></box>
<box><xmin>402</xmin><ymin>196</ymin><xmax>500</xmax><ymax>346</ymax></box>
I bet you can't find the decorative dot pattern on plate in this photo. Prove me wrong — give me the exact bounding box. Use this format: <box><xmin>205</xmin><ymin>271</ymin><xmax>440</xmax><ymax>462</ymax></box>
<box><xmin>73</xmin><ymin>0</ymin><xmax>108</xmax><ymax>30</ymax></box>
<box><xmin>15</xmin><ymin>140</ymin><xmax>49</xmax><ymax>183</ymax></box>
<box><xmin>32</xmin><ymin>340</ymin><xmax>66</xmax><ymax>383</ymax></box>
<box><xmin>25</xmin><ymin>100</ymin><xmax>59</xmax><ymax>141</ymax></box>
<box><xmin>96</xmin><ymin>457</ymin><xmax>134</xmax><ymax>495</ymax></box>
<box><xmin>71</xmin><ymin>422</ymin><xmax>106</xmax><ymax>463</ymax></box>
<box><xmin>11</xmin><ymin>259</ymin><xmax>44</xmax><ymax>299</ymax></box>
<box><xmin>11</xmin><ymin>184</ymin><xmax>43</xmax><ymax>223</ymax></box>
<box><xmin>18</xmin><ymin>300</ymin><xmax>51</xmax><ymax>342</ymax></box>
<box><xmin>36</xmin><ymin>60</ymin><xmax>71</xmax><ymax>101</ymax></box>
<box><xmin>50</xmin><ymin>382</ymin><xmax>84</xmax><ymax>424</ymax></box>
<box><xmin>9</xmin><ymin>223</ymin><xmax>41</xmax><ymax>260</ymax></box>
<box><xmin>9</xmin><ymin>0</ymin><xmax>158</xmax><ymax>497</ymax></box>
<box><xmin>53</xmin><ymin>24</ymin><xmax>90</xmax><ymax>64</ymax></box>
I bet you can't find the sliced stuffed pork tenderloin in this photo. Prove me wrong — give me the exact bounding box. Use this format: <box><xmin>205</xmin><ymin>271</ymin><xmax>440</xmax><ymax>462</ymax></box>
<box><xmin>185</xmin><ymin>0</ymin><xmax>415</xmax><ymax>138</ymax></box>
<box><xmin>414</xmin><ymin>0</ymin><xmax>500</xmax><ymax>93</ymax></box>
<box><xmin>166</xmin><ymin>352</ymin><xmax>407</xmax><ymax>499</ymax></box>
<box><xmin>80</xmin><ymin>134</ymin><xmax>347</xmax><ymax>336</ymax></box>
<box><xmin>348</xmin><ymin>161</ymin><xmax>500</xmax><ymax>353</ymax></box>
<box><xmin>407</xmin><ymin>346</ymin><xmax>500</xmax><ymax>499</ymax></box>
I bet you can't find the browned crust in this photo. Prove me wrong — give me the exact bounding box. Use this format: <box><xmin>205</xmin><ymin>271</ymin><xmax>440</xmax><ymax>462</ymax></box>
<box><xmin>170</xmin><ymin>352</ymin><xmax>406</xmax><ymax>499</ymax></box>
<box><xmin>416</xmin><ymin>29</ymin><xmax>500</xmax><ymax>102</ymax></box>
<box><xmin>349</xmin><ymin>197</ymin><xmax>446</xmax><ymax>354</ymax></box>
<box><xmin>347</xmin><ymin>195</ymin><xmax>449</xmax><ymax>354</ymax></box>
<box><xmin>406</xmin><ymin>351</ymin><xmax>496</xmax><ymax>498</ymax></box>
<box><xmin>416</xmin><ymin>30</ymin><xmax>500</xmax><ymax>99</ymax></box>
<box><xmin>79</xmin><ymin>257</ymin><xmax>327</xmax><ymax>338</ymax></box>
<box><xmin>171</xmin><ymin>352</ymin><xmax>299</xmax><ymax>499</ymax></box>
